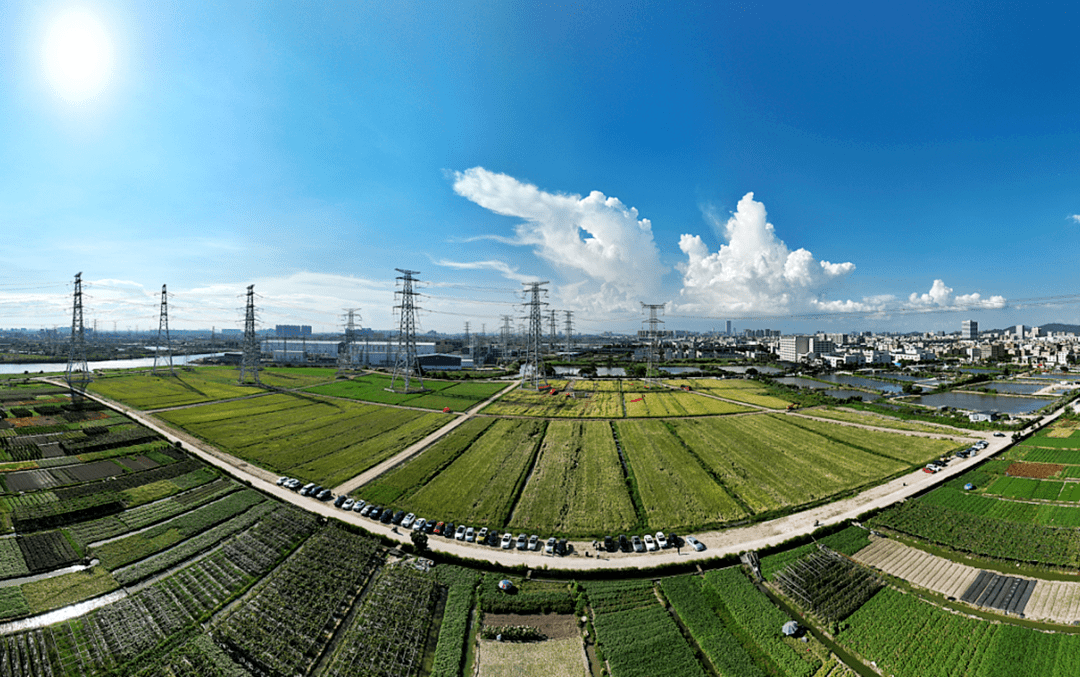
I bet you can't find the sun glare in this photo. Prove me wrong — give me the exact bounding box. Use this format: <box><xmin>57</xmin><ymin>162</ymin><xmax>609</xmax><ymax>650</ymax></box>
<box><xmin>43</xmin><ymin>9</ymin><xmax>114</xmax><ymax>102</ymax></box>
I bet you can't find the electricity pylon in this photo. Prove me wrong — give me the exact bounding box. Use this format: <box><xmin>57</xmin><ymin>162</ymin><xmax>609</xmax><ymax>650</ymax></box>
<box><xmin>65</xmin><ymin>272</ymin><xmax>91</xmax><ymax>395</ymax></box>
<box><xmin>389</xmin><ymin>269</ymin><xmax>426</xmax><ymax>393</ymax></box>
<box><xmin>152</xmin><ymin>284</ymin><xmax>174</xmax><ymax>375</ymax></box>
<box><xmin>522</xmin><ymin>282</ymin><xmax>549</xmax><ymax>389</ymax></box>
<box><xmin>563</xmin><ymin>311</ymin><xmax>574</xmax><ymax>353</ymax></box>
<box><xmin>238</xmin><ymin>285</ymin><xmax>261</xmax><ymax>385</ymax></box>
<box><xmin>641</xmin><ymin>302</ymin><xmax>666</xmax><ymax>377</ymax></box>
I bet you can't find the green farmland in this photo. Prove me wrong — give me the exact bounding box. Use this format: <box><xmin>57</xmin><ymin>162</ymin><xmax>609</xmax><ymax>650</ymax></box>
<box><xmin>306</xmin><ymin>373</ymin><xmax>507</xmax><ymax>411</ymax></box>
<box><xmin>666</xmin><ymin>378</ymin><xmax>796</xmax><ymax>409</ymax></box>
<box><xmin>482</xmin><ymin>380</ymin><xmax>751</xmax><ymax>418</ymax></box>
<box><xmin>89</xmin><ymin>366</ymin><xmax>337</xmax><ymax>410</ymax></box>
<box><xmin>157</xmin><ymin>393</ymin><xmax>450</xmax><ymax>487</ymax></box>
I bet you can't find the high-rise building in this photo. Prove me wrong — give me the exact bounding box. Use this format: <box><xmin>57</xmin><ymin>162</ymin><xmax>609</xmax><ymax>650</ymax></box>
<box><xmin>779</xmin><ymin>335</ymin><xmax>810</xmax><ymax>362</ymax></box>
<box><xmin>1016</xmin><ymin>324</ymin><xmax>1025</xmax><ymax>338</ymax></box>
<box><xmin>725</xmin><ymin>320</ymin><xmax>732</xmax><ymax>335</ymax></box>
<box><xmin>962</xmin><ymin>320</ymin><xmax>978</xmax><ymax>340</ymax></box>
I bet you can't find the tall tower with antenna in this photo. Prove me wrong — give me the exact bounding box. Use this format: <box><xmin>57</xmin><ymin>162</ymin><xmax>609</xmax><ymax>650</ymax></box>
<box><xmin>65</xmin><ymin>272</ymin><xmax>91</xmax><ymax>394</ymax></box>
<box><xmin>238</xmin><ymin>285</ymin><xmax>261</xmax><ymax>385</ymax></box>
<box><xmin>548</xmin><ymin>309</ymin><xmax>558</xmax><ymax>354</ymax></box>
<box><xmin>521</xmin><ymin>281</ymin><xmax>549</xmax><ymax>389</ymax></box>
<box><xmin>641</xmin><ymin>303</ymin><xmax>666</xmax><ymax>377</ymax></box>
<box><xmin>152</xmin><ymin>284</ymin><xmax>174</xmax><ymax>375</ymax></box>
<box><xmin>389</xmin><ymin>269</ymin><xmax>426</xmax><ymax>393</ymax></box>
<box><xmin>500</xmin><ymin>315</ymin><xmax>513</xmax><ymax>363</ymax></box>
<box><xmin>563</xmin><ymin>310</ymin><xmax>574</xmax><ymax>353</ymax></box>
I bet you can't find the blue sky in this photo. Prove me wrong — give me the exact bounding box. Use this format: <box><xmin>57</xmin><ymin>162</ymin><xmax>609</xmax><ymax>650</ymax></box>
<box><xmin>1</xmin><ymin>1</ymin><xmax>1078</xmax><ymax>335</ymax></box>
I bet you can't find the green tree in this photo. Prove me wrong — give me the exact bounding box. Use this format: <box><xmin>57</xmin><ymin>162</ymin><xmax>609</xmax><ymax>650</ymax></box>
<box><xmin>410</xmin><ymin>530</ymin><xmax>428</xmax><ymax>553</ymax></box>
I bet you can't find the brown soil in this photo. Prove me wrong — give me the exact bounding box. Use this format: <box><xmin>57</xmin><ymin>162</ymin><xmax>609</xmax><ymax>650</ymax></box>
<box><xmin>1006</xmin><ymin>461</ymin><xmax>1065</xmax><ymax>479</ymax></box>
<box><xmin>483</xmin><ymin>613</ymin><xmax>579</xmax><ymax>640</ymax></box>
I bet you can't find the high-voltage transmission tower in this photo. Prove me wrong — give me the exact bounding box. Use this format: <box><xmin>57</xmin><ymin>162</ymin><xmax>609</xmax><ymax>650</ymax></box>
<box><xmin>641</xmin><ymin>302</ymin><xmax>666</xmax><ymax>377</ymax></box>
<box><xmin>152</xmin><ymin>284</ymin><xmax>175</xmax><ymax>376</ymax></box>
<box><xmin>563</xmin><ymin>311</ymin><xmax>574</xmax><ymax>353</ymax></box>
<box><xmin>337</xmin><ymin>308</ymin><xmax>361</xmax><ymax>376</ymax></box>
<box><xmin>238</xmin><ymin>285</ymin><xmax>261</xmax><ymax>385</ymax></box>
<box><xmin>521</xmin><ymin>282</ymin><xmax>549</xmax><ymax>390</ymax></box>
<box><xmin>463</xmin><ymin>322</ymin><xmax>471</xmax><ymax>355</ymax></box>
<box><xmin>548</xmin><ymin>309</ymin><xmax>558</xmax><ymax>354</ymax></box>
<box><xmin>500</xmin><ymin>315</ymin><xmax>513</xmax><ymax>364</ymax></box>
<box><xmin>65</xmin><ymin>272</ymin><xmax>91</xmax><ymax>395</ymax></box>
<box><xmin>389</xmin><ymin>269</ymin><xmax>427</xmax><ymax>393</ymax></box>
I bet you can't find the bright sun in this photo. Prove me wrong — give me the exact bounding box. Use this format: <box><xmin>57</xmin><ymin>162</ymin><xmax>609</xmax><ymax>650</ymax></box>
<box><xmin>43</xmin><ymin>9</ymin><xmax>114</xmax><ymax>102</ymax></box>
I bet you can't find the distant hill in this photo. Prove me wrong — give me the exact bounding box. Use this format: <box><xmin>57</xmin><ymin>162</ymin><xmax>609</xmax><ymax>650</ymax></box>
<box><xmin>986</xmin><ymin>323</ymin><xmax>1080</xmax><ymax>334</ymax></box>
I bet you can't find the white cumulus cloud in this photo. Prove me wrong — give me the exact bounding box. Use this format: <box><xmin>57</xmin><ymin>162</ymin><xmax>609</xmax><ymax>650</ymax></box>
<box><xmin>676</xmin><ymin>192</ymin><xmax>856</xmax><ymax>315</ymax></box>
<box><xmin>906</xmin><ymin>279</ymin><xmax>1006</xmax><ymax>310</ymax></box>
<box><xmin>451</xmin><ymin>167</ymin><xmax>665</xmax><ymax>311</ymax></box>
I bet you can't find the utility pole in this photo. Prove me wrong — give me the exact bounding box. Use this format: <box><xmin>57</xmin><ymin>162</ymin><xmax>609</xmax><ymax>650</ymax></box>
<box><xmin>641</xmin><ymin>303</ymin><xmax>666</xmax><ymax>377</ymax></box>
<box><xmin>152</xmin><ymin>284</ymin><xmax>174</xmax><ymax>375</ymax></box>
<box><xmin>522</xmin><ymin>281</ymin><xmax>549</xmax><ymax>389</ymax></box>
<box><xmin>239</xmin><ymin>285</ymin><xmax>261</xmax><ymax>385</ymax></box>
<box><xmin>65</xmin><ymin>272</ymin><xmax>91</xmax><ymax>396</ymax></box>
<box><xmin>563</xmin><ymin>311</ymin><xmax>574</xmax><ymax>353</ymax></box>
<box><xmin>389</xmin><ymin>269</ymin><xmax>426</xmax><ymax>393</ymax></box>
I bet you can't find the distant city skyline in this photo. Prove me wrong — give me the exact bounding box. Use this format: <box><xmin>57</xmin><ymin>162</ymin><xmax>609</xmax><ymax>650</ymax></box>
<box><xmin>2</xmin><ymin>3</ymin><xmax>1078</xmax><ymax>334</ymax></box>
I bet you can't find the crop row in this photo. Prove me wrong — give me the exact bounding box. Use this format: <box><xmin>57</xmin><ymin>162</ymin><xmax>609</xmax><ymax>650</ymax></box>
<box><xmin>322</xmin><ymin>563</ymin><xmax>441</xmax><ymax>677</ymax></box>
<box><xmin>587</xmin><ymin>579</ymin><xmax>706</xmax><ymax>677</ymax></box>
<box><xmin>479</xmin><ymin>572</ymin><xmax>575</xmax><ymax>615</ymax></box>
<box><xmin>92</xmin><ymin>489</ymin><xmax>266</xmax><ymax>570</ymax></box>
<box><xmin>54</xmin><ymin>457</ymin><xmax>200</xmax><ymax>500</ymax></box>
<box><xmin>660</xmin><ymin>575</ymin><xmax>765</xmax><ymax>677</ymax></box>
<box><xmin>431</xmin><ymin>566</ymin><xmax>478</xmax><ymax>677</ymax></box>
<box><xmin>17</xmin><ymin>529</ymin><xmax>80</xmax><ymax>573</ymax></box>
<box><xmin>703</xmin><ymin>568</ymin><xmax>819</xmax><ymax>677</ymax></box>
<box><xmin>760</xmin><ymin>526</ymin><xmax>871</xmax><ymax>581</ymax></box>
<box><xmin>0</xmin><ymin>536</ymin><xmax>30</xmax><ymax>579</ymax></box>
<box><xmin>870</xmin><ymin>501</ymin><xmax>1080</xmax><ymax>566</ymax></box>
<box><xmin>215</xmin><ymin>524</ymin><xmax>380</xmax><ymax>677</ymax></box>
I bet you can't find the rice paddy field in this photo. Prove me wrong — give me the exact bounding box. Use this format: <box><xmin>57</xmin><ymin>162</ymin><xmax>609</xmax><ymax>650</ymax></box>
<box><xmin>665</xmin><ymin>378</ymin><xmax>797</xmax><ymax>409</ymax></box>
<box><xmin>482</xmin><ymin>380</ymin><xmax>752</xmax><ymax>418</ymax></box>
<box><xmin>305</xmin><ymin>373</ymin><xmax>507</xmax><ymax>411</ymax></box>
<box><xmin>156</xmin><ymin>392</ymin><xmax>451</xmax><ymax>487</ymax></box>
<box><xmin>88</xmin><ymin>366</ymin><xmax>337</xmax><ymax>409</ymax></box>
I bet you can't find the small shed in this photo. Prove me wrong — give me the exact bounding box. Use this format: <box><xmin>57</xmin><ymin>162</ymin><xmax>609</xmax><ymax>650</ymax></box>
<box><xmin>782</xmin><ymin>620</ymin><xmax>800</xmax><ymax>637</ymax></box>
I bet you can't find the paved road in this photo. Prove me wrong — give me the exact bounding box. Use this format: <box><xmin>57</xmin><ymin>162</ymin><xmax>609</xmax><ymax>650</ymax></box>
<box><xmin>49</xmin><ymin>377</ymin><xmax>1065</xmax><ymax>571</ymax></box>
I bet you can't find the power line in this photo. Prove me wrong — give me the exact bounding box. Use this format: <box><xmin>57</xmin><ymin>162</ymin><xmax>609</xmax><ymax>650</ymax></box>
<box><xmin>522</xmin><ymin>281</ymin><xmax>549</xmax><ymax>390</ymax></box>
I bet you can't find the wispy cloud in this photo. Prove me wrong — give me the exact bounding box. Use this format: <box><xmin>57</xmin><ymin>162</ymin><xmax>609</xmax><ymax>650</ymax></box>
<box><xmin>451</xmin><ymin>167</ymin><xmax>666</xmax><ymax>312</ymax></box>
<box><xmin>1070</xmin><ymin>214</ymin><xmax>1080</xmax><ymax>224</ymax></box>
<box><xmin>433</xmin><ymin>258</ymin><xmax>534</xmax><ymax>283</ymax></box>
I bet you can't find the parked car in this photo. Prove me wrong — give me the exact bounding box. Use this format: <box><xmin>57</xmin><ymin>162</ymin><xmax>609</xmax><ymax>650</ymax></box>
<box><xmin>655</xmin><ymin>532</ymin><xmax>668</xmax><ymax>549</ymax></box>
<box><xmin>644</xmin><ymin>534</ymin><xmax>657</xmax><ymax>552</ymax></box>
<box><xmin>994</xmin><ymin>432</ymin><xmax>1005</xmax><ymax>437</ymax></box>
<box><xmin>301</xmin><ymin>483</ymin><xmax>315</xmax><ymax>496</ymax></box>
<box><xmin>545</xmin><ymin>536</ymin><xmax>556</xmax><ymax>554</ymax></box>
<box><xmin>424</xmin><ymin>520</ymin><xmax>436</xmax><ymax>533</ymax></box>
<box><xmin>352</xmin><ymin>500</ymin><xmax>366</xmax><ymax>512</ymax></box>
<box><xmin>391</xmin><ymin>510</ymin><xmax>405</xmax><ymax>525</ymax></box>
<box><xmin>455</xmin><ymin>525</ymin><xmax>467</xmax><ymax>540</ymax></box>
<box><xmin>923</xmin><ymin>464</ymin><xmax>939</xmax><ymax>474</ymax></box>
<box><xmin>465</xmin><ymin>527</ymin><xmax>475</xmax><ymax>542</ymax></box>
<box><xmin>276</xmin><ymin>476</ymin><xmax>288</xmax><ymax>486</ymax></box>
<box><xmin>334</xmin><ymin>495</ymin><xmax>348</xmax><ymax>508</ymax></box>
<box><xmin>366</xmin><ymin>506</ymin><xmax>381</xmax><ymax>519</ymax></box>
<box><xmin>632</xmin><ymin>535</ymin><xmax>644</xmax><ymax>552</ymax></box>
<box><xmin>412</xmin><ymin>518</ymin><xmax>426</xmax><ymax>532</ymax></box>
<box><xmin>380</xmin><ymin>509</ymin><xmax>394</xmax><ymax>524</ymax></box>
<box><xmin>516</xmin><ymin>533</ymin><xmax>528</xmax><ymax>550</ymax></box>
<box><xmin>444</xmin><ymin>522</ymin><xmax>456</xmax><ymax>537</ymax></box>
<box><xmin>341</xmin><ymin>498</ymin><xmax>354</xmax><ymax>511</ymax></box>
<box><xmin>685</xmin><ymin>535</ymin><xmax>705</xmax><ymax>551</ymax></box>
<box><xmin>401</xmin><ymin>513</ymin><xmax>415</xmax><ymax>529</ymax></box>
<box><xmin>433</xmin><ymin>521</ymin><xmax>445</xmax><ymax>535</ymax></box>
<box><xmin>317</xmin><ymin>489</ymin><xmax>332</xmax><ymax>501</ymax></box>
<box><xmin>603</xmin><ymin>535</ymin><xmax>614</xmax><ymax>552</ymax></box>
<box><xmin>619</xmin><ymin>534</ymin><xmax>630</xmax><ymax>552</ymax></box>
<box><xmin>528</xmin><ymin>534</ymin><xmax>539</xmax><ymax>551</ymax></box>
<box><xmin>557</xmin><ymin>538</ymin><xmax>568</xmax><ymax>556</ymax></box>
<box><xmin>288</xmin><ymin>479</ymin><xmax>301</xmax><ymax>490</ymax></box>
<box><xmin>477</xmin><ymin>527</ymin><xmax>489</xmax><ymax>543</ymax></box>
<box><xmin>501</xmin><ymin>532</ymin><xmax>513</xmax><ymax>549</ymax></box>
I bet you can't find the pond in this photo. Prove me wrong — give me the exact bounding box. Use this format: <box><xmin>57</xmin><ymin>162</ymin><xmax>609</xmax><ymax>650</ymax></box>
<box><xmin>551</xmin><ymin>366</ymin><xmax>627</xmax><ymax>376</ymax></box>
<box><xmin>816</xmin><ymin>374</ymin><xmax>903</xmax><ymax>393</ymax></box>
<box><xmin>823</xmin><ymin>389</ymin><xmax>879</xmax><ymax>402</ymax></box>
<box><xmin>775</xmin><ymin>377</ymin><xmax>831</xmax><ymax>389</ymax></box>
<box><xmin>978</xmin><ymin>382</ymin><xmax>1048</xmax><ymax>395</ymax></box>
<box><xmin>718</xmin><ymin>365</ymin><xmax>783</xmax><ymax>375</ymax></box>
<box><xmin>0</xmin><ymin>353</ymin><xmax>226</xmax><ymax>375</ymax></box>
<box><xmin>911</xmin><ymin>392</ymin><xmax>1052</xmax><ymax>415</ymax></box>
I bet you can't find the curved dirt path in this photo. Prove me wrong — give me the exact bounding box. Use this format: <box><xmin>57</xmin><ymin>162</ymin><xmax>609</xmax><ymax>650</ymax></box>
<box><xmin>45</xmin><ymin>377</ymin><xmax>1066</xmax><ymax>572</ymax></box>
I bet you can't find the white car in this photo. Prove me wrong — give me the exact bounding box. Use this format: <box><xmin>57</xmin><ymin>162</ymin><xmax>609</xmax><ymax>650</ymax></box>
<box><xmin>685</xmin><ymin>536</ymin><xmax>705</xmax><ymax>551</ymax></box>
<box><xmin>341</xmin><ymin>498</ymin><xmax>354</xmax><ymax>511</ymax></box>
<box><xmin>455</xmin><ymin>525</ymin><xmax>467</xmax><ymax>540</ymax></box>
<box><xmin>465</xmin><ymin>527</ymin><xmax>475</xmax><ymax>542</ymax></box>
<box><xmin>655</xmin><ymin>532</ymin><xmax>668</xmax><ymax>549</ymax></box>
<box><xmin>644</xmin><ymin>534</ymin><xmax>657</xmax><ymax>552</ymax></box>
<box><xmin>501</xmin><ymin>533</ymin><xmax>513</xmax><ymax>549</ymax></box>
<box><xmin>545</xmin><ymin>536</ymin><xmax>556</xmax><ymax>554</ymax></box>
<box><xmin>401</xmin><ymin>513</ymin><xmax>415</xmax><ymax>529</ymax></box>
<box><xmin>352</xmin><ymin>500</ymin><xmax>366</xmax><ymax>512</ymax></box>
<box><xmin>413</xmin><ymin>518</ymin><xmax>427</xmax><ymax>532</ymax></box>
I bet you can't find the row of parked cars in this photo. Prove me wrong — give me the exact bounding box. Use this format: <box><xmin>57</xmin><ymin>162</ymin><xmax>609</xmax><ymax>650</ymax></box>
<box><xmin>923</xmin><ymin>440</ymin><xmax>988</xmax><ymax>473</ymax></box>
<box><xmin>599</xmin><ymin>532</ymin><xmax>705</xmax><ymax>553</ymax></box>
<box><xmin>277</xmin><ymin>476</ymin><xmax>706</xmax><ymax>555</ymax></box>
